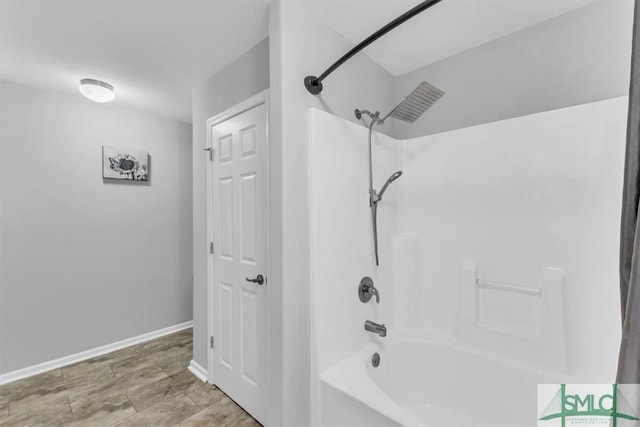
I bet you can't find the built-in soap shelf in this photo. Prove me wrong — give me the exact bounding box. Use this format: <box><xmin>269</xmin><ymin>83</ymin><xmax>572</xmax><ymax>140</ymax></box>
<box><xmin>458</xmin><ymin>259</ymin><xmax>568</xmax><ymax>372</ymax></box>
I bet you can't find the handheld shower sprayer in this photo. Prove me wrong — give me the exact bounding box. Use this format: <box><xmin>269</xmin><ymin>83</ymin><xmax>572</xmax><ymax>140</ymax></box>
<box><xmin>378</xmin><ymin>171</ymin><xmax>403</xmax><ymax>199</ymax></box>
<box><xmin>369</xmin><ymin>171</ymin><xmax>402</xmax><ymax>266</ymax></box>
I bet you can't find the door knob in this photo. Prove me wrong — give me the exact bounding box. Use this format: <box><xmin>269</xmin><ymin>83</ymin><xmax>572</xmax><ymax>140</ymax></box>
<box><xmin>245</xmin><ymin>274</ymin><xmax>265</xmax><ymax>285</ymax></box>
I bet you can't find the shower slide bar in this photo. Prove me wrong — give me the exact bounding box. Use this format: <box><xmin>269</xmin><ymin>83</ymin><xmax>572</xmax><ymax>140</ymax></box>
<box><xmin>304</xmin><ymin>0</ymin><xmax>443</xmax><ymax>95</ymax></box>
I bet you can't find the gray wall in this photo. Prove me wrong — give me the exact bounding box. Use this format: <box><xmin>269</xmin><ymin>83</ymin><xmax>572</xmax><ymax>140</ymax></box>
<box><xmin>0</xmin><ymin>80</ymin><xmax>193</xmax><ymax>375</ymax></box>
<box><xmin>191</xmin><ymin>38</ymin><xmax>270</xmax><ymax>370</ymax></box>
<box><xmin>394</xmin><ymin>0</ymin><xmax>635</xmax><ymax>139</ymax></box>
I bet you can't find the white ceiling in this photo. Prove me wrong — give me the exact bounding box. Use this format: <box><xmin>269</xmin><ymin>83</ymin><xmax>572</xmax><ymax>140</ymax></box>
<box><xmin>310</xmin><ymin>0</ymin><xmax>599</xmax><ymax>76</ymax></box>
<box><xmin>0</xmin><ymin>0</ymin><xmax>269</xmax><ymax>124</ymax></box>
<box><xmin>0</xmin><ymin>0</ymin><xmax>599</xmax><ymax>124</ymax></box>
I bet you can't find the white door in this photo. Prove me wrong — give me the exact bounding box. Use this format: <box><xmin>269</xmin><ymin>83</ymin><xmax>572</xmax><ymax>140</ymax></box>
<box><xmin>206</xmin><ymin>96</ymin><xmax>268</xmax><ymax>424</ymax></box>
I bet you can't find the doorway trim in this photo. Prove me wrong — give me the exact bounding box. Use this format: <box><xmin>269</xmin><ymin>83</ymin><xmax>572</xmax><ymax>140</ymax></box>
<box><xmin>204</xmin><ymin>89</ymin><xmax>270</xmax><ymax>421</ymax></box>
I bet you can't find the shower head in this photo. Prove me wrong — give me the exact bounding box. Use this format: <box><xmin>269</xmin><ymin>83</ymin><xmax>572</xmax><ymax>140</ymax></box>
<box><xmin>382</xmin><ymin>81</ymin><xmax>444</xmax><ymax>123</ymax></box>
<box><xmin>377</xmin><ymin>170</ymin><xmax>403</xmax><ymax>199</ymax></box>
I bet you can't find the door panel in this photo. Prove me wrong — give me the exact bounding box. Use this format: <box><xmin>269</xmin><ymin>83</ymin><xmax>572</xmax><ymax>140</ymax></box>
<box><xmin>220</xmin><ymin>282</ymin><xmax>234</xmax><ymax>369</ymax></box>
<box><xmin>219</xmin><ymin>177</ymin><xmax>234</xmax><ymax>258</ymax></box>
<box><xmin>208</xmin><ymin>101</ymin><xmax>267</xmax><ymax>424</ymax></box>
<box><xmin>241</xmin><ymin>288</ymin><xmax>257</xmax><ymax>384</ymax></box>
<box><xmin>241</xmin><ymin>173</ymin><xmax>257</xmax><ymax>264</ymax></box>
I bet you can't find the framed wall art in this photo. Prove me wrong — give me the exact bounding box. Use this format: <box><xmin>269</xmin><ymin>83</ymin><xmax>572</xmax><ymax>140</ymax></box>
<box><xmin>102</xmin><ymin>146</ymin><xmax>149</xmax><ymax>181</ymax></box>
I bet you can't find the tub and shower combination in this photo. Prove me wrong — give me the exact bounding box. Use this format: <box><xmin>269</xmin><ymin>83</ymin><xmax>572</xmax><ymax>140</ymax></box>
<box><xmin>309</xmin><ymin>96</ymin><xmax>627</xmax><ymax>426</ymax></box>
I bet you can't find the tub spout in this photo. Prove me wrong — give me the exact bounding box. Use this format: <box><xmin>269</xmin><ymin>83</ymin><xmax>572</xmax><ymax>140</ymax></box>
<box><xmin>364</xmin><ymin>320</ymin><xmax>387</xmax><ymax>337</ymax></box>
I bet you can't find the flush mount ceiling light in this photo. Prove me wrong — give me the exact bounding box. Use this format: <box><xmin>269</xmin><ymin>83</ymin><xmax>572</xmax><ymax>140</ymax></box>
<box><xmin>79</xmin><ymin>78</ymin><xmax>115</xmax><ymax>103</ymax></box>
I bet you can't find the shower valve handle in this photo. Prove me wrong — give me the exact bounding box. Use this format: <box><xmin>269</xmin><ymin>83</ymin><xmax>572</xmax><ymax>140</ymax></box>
<box><xmin>358</xmin><ymin>276</ymin><xmax>380</xmax><ymax>304</ymax></box>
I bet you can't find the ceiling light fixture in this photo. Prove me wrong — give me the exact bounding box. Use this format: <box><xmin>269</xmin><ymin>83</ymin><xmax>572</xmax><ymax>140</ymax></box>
<box><xmin>79</xmin><ymin>78</ymin><xmax>115</xmax><ymax>103</ymax></box>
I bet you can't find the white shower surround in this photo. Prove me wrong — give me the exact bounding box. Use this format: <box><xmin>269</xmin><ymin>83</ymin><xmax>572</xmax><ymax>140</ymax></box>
<box><xmin>309</xmin><ymin>96</ymin><xmax>628</xmax><ymax>426</ymax></box>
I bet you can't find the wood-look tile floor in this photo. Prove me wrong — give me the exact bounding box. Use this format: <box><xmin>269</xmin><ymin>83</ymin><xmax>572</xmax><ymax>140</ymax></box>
<box><xmin>0</xmin><ymin>328</ymin><xmax>261</xmax><ymax>427</ymax></box>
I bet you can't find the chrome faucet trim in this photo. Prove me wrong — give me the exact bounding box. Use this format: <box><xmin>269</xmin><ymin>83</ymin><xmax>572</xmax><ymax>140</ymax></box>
<box><xmin>364</xmin><ymin>320</ymin><xmax>387</xmax><ymax>337</ymax></box>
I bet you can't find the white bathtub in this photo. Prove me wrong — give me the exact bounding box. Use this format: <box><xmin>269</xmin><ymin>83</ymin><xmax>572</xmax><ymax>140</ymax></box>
<box><xmin>317</xmin><ymin>336</ymin><xmax>562</xmax><ymax>427</ymax></box>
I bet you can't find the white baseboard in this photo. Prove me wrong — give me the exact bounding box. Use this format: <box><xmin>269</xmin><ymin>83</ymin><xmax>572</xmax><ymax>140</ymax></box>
<box><xmin>188</xmin><ymin>359</ymin><xmax>208</xmax><ymax>383</ymax></box>
<box><xmin>0</xmin><ymin>320</ymin><xmax>193</xmax><ymax>386</ymax></box>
